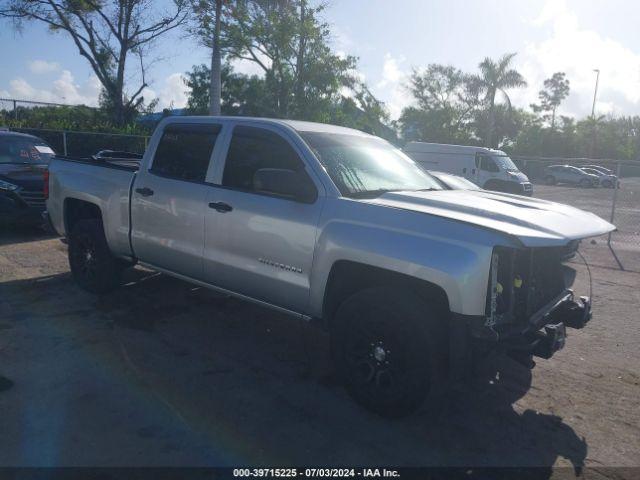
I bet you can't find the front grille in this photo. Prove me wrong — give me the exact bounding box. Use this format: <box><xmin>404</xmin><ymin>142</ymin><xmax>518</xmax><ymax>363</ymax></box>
<box><xmin>18</xmin><ymin>190</ymin><xmax>46</xmax><ymax>208</ymax></box>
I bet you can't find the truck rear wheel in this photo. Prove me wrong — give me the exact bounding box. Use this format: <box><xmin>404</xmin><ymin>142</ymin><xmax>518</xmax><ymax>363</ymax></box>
<box><xmin>68</xmin><ymin>219</ymin><xmax>122</xmax><ymax>294</ymax></box>
<box><xmin>331</xmin><ymin>287</ymin><xmax>446</xmax><ymax>417</ymax></box>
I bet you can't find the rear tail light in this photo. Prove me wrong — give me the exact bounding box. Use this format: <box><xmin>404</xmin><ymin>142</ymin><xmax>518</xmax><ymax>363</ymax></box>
<box><xmin>43</xmin><ymin>169</ymin><xmax>50</xmax><ymax>199</ymax></box>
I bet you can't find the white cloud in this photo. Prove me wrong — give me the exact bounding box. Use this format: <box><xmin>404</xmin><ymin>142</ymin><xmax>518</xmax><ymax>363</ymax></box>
<box><xmin>373</xmin><ymin>53</ymin><xmax>410</xmax><ymax>120</ymax></box>
<box><xmin>29</xmin><ymin>60</ymin><xmax>60</xmax><ymax>74</ymax></box>
<box><xmin>1</xmin><ymin>70</ymin><xmax>100</xmax><ymax>106</ymax></box>
<box><xmin>155</xmin><ymin>72</ymin><xmax>188</xmax><ymax>109</ymax></box>
<box><xmin>512</xmin><ymin>0</ymin><xmax>640</xmax><ymax>117</ymax></box>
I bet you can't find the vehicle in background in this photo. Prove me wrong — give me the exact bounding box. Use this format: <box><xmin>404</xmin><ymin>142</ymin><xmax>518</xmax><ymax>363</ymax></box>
<box><xmin>46</xmin><ymin>117</ymin><xmax>614</xmax><ymax>416</ymax></box>
<box><xmin>583</xmin><ymin>165</ymin><xmax>614</xmax><ymax>175</ymax></box>
<box><xmin>544</xmin><ymin>165</ymin><xmax>599</xmax><ymax>187</ymax></box>
<box><xmin>403</xmin><ymin>142</ymin><xmax>533</xmax><ymax>196</ymax></box>
<box><xmin>579</xmin><ymin>167</ymin><xmax>618</xmax><ymax>188</ymax></box>
<box><xmin>428</xmin><ymin>170</ymin><xmax>480</xmax><ymax>191</ymax></box>
<box><xmin>0</xmin><ymin>130</ymin><xmax>54</xmax><ymax>226</ymax></box>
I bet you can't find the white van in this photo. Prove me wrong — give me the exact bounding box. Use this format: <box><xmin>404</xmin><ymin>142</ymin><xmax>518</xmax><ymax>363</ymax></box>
<box><xmin>403</xmin><ymin>142</ymin><xmax>532</xmax><ymax>196</ymax></box>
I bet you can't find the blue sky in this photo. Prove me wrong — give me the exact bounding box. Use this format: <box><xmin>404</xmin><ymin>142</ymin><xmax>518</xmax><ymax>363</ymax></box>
<box><xmin>1</xmin><ymin>0</ymin><xmax>639</xmax><ymax>120</ymax></box>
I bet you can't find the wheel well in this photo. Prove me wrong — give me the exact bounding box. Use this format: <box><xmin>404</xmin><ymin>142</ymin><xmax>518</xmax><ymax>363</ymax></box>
<box><xmin>322</xmin><ymin>261</ymin><xmax>451</xmax><ymax>327</ymax></box>
<box><xmin>64</xmin><ymin>198</ymin><xmax>102</xmax><ymax>234</ymax></box>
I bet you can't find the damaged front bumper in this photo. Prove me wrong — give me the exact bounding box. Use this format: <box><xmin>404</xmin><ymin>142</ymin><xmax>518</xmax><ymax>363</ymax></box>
<box><xmin>470</xmin><ymin>290</ymin><xmax>592</xmax><ymax>360</ymax></box>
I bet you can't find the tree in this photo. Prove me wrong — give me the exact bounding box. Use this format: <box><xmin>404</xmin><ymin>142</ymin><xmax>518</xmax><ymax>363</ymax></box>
<box><xmin>531</xmin><ymin>72</ymin><xmax>570</xmax><ymax>129</ymax></box>
<box><xmin>188</xmin><ymin>0</ymin><xmax>225</xmax><ymax>115</ymax></box>
<box><xmin>223</xmin><ymin>0</ymin><xmax>357</xmax><ymax>118</ymax></box>
<box><xmin>400</xmin><ymin>65</ymin><xmax>482</xmax><ymax>143</ymax></box>
<box><xmin>184</xmin><ymin>62</ymin><xmax>394</xmax><ymax>139</ymax></box>
<box><xmin>1</xmin><ymin>0</ymin><xmax>188</xmax><ymax>125</ymax></box>
<box><xmin>184</xmin><ymin>62</ymin><xmax>270</xmax><ymax>116</ymax></box>
<box><xmin>475</xmin><ymin>52</ymin><xmax>527</xmax><ymax>147</ymax></box>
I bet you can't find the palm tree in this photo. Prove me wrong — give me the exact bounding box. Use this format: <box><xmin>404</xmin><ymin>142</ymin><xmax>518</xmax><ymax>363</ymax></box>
<box><xmin>476</xmin><ymin>53</ymin><xmax>527</xmax><ymax>147</ymax></box>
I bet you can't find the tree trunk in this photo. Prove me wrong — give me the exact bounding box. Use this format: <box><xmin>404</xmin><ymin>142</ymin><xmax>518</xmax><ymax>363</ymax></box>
<box><xmin>485</xmin><ymin>89</ymin><xmax>496</xmax><ymax>147</ymax></box>
<box><xmin>551</xmin><ymin>107</ymin><xmax>556</xmax><ymax>130</ymax></box>
<box><xmin>294</xmin><ymin>0</ymin><xmax>307</xmax><ymax>117</ymax></box>
<box><xmin>209</xmin><ymin>0</ymin><xmax>222</xmax><ymax>116</ymax></box>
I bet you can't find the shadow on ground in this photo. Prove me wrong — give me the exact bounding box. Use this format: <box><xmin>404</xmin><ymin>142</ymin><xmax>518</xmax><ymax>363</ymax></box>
<box><xmin>0</xmin><ymin>268</ymin><xmax>588</xmax><ymax>473</ymax></box>
<box><xmin>0</xmin><ymin>225</ymin><xmax>55</xmax><ymax>247</ymax></box>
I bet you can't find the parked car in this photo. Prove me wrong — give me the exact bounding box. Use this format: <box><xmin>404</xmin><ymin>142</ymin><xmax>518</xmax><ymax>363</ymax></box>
<box><xmin>543</xmin><ymin>165</ymin><xmax>599</xmax><ymax>187</ymax></box>
<box><xmin>427</xmin><ymin>170</ymin><xmax>480</xmax><ymax>191</ymax></box>
<box><xmin>46</xmin><ymin>117</ymin><xmax>615</xmax><ymax>416</ymax></box>
<box><xmin>0</xmin><ymin>130</ymin><xmax>55</xmax><ymax>226</ymax></box>
<box><xmin>403</xmin><ymin>142</ymin><xmax>533</xmax><ymax>196</ymax></box>
<box><xmin>583</xmin><ymin>164</ymin><xmax>614</xmax><ymax>175</ymax></box>
<box><xmin>579</xmin><ymin>167</ymin><xmax>618</xmax><ymax>188</ymax></box>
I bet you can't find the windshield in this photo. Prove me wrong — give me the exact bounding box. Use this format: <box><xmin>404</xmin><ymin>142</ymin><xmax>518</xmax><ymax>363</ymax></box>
<box><xmin>0</xmin><ymin>136</ymin><xmax>55</xmax><ymax>164</ymax></box>
<box><xmin>301</xmin><ymin>132</ymin><xmax>442</xmax><ymax>196</ymax></box>
<box><xmin>491</xmin><ymin>154</ymin><xmax>518</xmax><ymax>171</ymax></box>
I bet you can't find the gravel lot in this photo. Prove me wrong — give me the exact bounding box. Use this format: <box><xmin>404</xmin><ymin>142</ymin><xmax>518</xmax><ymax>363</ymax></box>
<box><xmin>0</xmin><ymin>185</ymin><xmax>639</xmax><ymax>473</ymax></box>
<box><xmin>534</xmin><ymin>178</ymin><xmax>640</xmax><ymax>272</ymax></box>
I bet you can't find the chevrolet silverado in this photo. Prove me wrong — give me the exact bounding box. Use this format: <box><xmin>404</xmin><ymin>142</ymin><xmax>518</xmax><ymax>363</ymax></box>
<box><xmin>45</xmin><ymin>117</ymin><xmax>615</xmax><ymax>416</ymax></box>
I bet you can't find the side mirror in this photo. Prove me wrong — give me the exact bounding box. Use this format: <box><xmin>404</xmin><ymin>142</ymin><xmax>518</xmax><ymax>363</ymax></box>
<box><xmin>253</xmin><ymin>168</ymin><xmax>317</xmax><ymax>203</ymax></box>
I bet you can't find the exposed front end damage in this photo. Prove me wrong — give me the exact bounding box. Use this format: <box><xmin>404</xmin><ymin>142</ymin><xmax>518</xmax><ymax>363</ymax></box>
<box><xmin>456</xmin><ymin>241</ymin><xmax>594</xmax><ymax>370</ymax></box>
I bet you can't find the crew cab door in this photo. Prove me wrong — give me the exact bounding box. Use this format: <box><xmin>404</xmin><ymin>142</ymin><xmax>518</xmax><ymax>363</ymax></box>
<box><xmin>130</xmin><ymin>123</ymin><xmax>221</xmax><ymax>278</ymax></box>
<box><xmin>202</xmin><ymin>124</ymin><xmax>323</xmax><ymax>313</ymax></box>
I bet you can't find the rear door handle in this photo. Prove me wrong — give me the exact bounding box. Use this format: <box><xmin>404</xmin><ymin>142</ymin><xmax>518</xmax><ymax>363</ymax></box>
<box><xmin>208</xmin><ymin>201</ymin><xmax>233</xmax><ymax>213</ymax></box>
<box><xmin>135</xmin><ymin>187</ymin><xmax>154</xmax><ymax>197</ymax></box>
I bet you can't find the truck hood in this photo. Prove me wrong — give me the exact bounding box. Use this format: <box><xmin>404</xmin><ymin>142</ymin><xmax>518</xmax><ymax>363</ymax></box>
<box><xmin>364</xmin><ymin>189</ymin><xmax>615</xmax><ymax>247</ymax></box>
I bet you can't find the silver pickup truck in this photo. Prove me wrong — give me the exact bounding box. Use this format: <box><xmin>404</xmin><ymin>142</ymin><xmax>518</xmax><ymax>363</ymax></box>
<box><xmin>45</xmin><ymin>117</ymin><xmax>615</xmax><ymax>416</ymax></box>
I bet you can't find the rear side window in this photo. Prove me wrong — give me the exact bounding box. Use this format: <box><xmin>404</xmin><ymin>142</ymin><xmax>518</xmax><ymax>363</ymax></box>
<box><xmin>222</xmin><ymin>125</ymin><xmax>305</xmax><ymax>191</ymax></box>
<box><xmin>151</xmin><ymin>124</ymin><xmax>220</xmax><ymax>182</ymax></box>
<box><xmin>0</xmin><ymin>135</ymin><xmax>55</xmax><ymax>164</ymax></box>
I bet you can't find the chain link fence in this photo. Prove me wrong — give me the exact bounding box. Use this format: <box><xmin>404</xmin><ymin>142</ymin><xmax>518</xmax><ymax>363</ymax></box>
<box><xmin>513</xmin><ymin>156</ymin><xmax>640</xmax><ymax>272</ymax></box>
<box><xmin>8</xmin><ymin>127</ymin><xmax>148</xmax><ymax>157</ymax></box>
<box><xmin>1</xmin><ymin>98</ymin><xmax>149</xmax><ymax>156</ymax></box>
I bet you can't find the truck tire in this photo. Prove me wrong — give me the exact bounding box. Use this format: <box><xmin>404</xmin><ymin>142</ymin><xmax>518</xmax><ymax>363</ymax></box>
<box><xmin>68</xmin><ymin>219</ymin><xmax>122</xmax><ymax>294</ymax></box>
<box><xmin>331</xmin><ymin>287</ymin><xmax>446</xmax><ymax>417</ymax></box>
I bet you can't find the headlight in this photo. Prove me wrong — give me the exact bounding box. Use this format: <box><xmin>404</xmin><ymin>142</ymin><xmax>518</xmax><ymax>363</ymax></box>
<box><xmin>0</xmin><ymin>179</ymin><xmax>19</xmax><ymax>192</ymax></box>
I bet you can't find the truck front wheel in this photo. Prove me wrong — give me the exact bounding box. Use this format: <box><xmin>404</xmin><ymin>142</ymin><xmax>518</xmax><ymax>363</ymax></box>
<box><xmin>68</xmin><ymin>219</ymin><xmax>122</xmax><ymax>294</ymax></box>
<box><xmin>331</xmin><ymin>287</ymin><xmax>446</xmax><ymax>417</ymax></box>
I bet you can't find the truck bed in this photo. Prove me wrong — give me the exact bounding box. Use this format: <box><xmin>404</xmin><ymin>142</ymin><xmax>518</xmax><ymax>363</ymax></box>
<box><xmin>47</xmin><ymin>154</ymin><xmax>138</xmax><ymax>258</ymax></box>
<box><xmin>53</xmin><ymin>154</ymin><xmax>141</xmax><ymax>172</ymax></box>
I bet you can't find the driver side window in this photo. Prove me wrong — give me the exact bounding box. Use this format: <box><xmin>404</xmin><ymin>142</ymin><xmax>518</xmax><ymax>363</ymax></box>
<box><xmin>478</xmin><ymin>154</ymin><xmax>498</xmax><ymax>172</ymax></box>
<box><xmin>222</xmin><ymin>125</ymin><xmax>308</xmax><ymax>192</ymax></box>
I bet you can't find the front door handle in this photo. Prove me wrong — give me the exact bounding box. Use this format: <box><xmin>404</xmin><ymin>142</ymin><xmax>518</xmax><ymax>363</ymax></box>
<box><xmin>208</xmin><ymin>201</ymin><xmax>233</xmax><ymax>213</ymax></box>
<box><xmin>135</xmin><ymin>187</ymin><xmax>154</xmax><ymax>197</ymax></box>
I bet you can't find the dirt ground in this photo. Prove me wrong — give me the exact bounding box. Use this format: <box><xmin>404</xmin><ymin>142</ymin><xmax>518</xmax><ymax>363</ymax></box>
<box><xmin>0</xmin><ymin>194</ymin><xmax>639</xmax><ymax>473</ymax></box>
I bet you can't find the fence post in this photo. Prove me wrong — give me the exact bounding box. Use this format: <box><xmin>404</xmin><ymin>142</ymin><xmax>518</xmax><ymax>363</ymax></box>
<box><xmin>144</xmin><ymin>136</ymin><xmax>149</xmax><ymax>150</ymax></box>
<box><xmin>62</xmin><ymin>131</ymin><xmax>68</xmax><ymax>156</ymax></box>
<box><xmin>13</xmin><ymin>100</ymin><xmax>17</xmax><ymax>120</ymax></box>
<box><xmin>607</xmin><ymin>161</ymin><xmax>622</xmax><ymax>246</ymax></box>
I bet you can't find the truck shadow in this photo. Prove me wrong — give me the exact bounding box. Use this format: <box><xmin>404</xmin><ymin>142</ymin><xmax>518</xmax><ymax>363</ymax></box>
<box><xmin>0</xmin><ymin>224</ymin><xmax>56</xmax><ymax>247</ymax></box>
<box><xmin>0</xmin><ymin>269</ymin><xmax>587</xmax><ymax>471</ymax></box>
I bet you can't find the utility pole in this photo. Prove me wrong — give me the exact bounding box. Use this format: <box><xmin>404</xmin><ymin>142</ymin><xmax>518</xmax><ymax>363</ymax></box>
<box><xmin>590</xmin><ymin>69</ymin><xmax>600</xmax><ymax>158</ymax></box>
